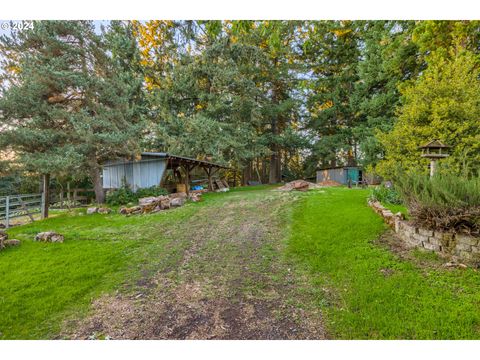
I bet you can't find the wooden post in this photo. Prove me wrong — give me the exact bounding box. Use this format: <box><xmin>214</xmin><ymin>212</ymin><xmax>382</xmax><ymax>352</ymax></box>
<box><xmin>203</xmin><ymin>166</ymin><xmax>214</xmax><ymax>191</ymax></box>
<box><xmin>5</xmin><ymin>196</ymin><xmax>10</xmax><ymax>229</ymax></box>
<box><xmin>184</xmin><ymin>165</ymin><xmax>191</xmax><ymax>195</ymax></box>
<box><xmin>59</xmin><ymin>191</ymin><xmax>64</xmax><ymax>209</ymax></box>
<box><xmin>430</xmin><ymin>160</ymin><xmax>436</xmax><ymax>178</ymax></box>
<box><xmin>18</xmin><ymin>196</ymin><xmax>34</xmax><ymax>223</ymax></box>
<box><xmin>41</xmin><ymin>173</ymin><xmax>50</xmax><ymax>219</ymax></box>
<box><xmin>66</xmin><ymin>182</ymin><xmax>71</xmax><ymax>210</ymax></box>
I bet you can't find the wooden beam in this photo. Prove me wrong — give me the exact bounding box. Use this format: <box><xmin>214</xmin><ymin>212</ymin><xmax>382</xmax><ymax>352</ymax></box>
<box><xmin>41</xmin><ymin>173</ymin><xmax>50</xmax><ymax>219</ymax></box>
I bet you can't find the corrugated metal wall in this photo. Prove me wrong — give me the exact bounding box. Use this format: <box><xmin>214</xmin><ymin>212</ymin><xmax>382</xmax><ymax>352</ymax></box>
<box><xmin>103</xmin><ymin>159</ymin><xmax>167</xmax><ymax>191</ymax></box>
<box><xmin>316</xmin><ymin>167</ymin><xmax>362</xmax><ymax>185</ymax></box>
<box><xmin>316</xmin><ymin>168</ymin><xmax>346</xmax><ymax>184</ymax></box>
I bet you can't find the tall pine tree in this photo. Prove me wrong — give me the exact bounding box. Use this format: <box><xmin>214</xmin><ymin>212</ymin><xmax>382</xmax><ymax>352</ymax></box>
<box><xmin>0</xmin><ymin>21</ymin><xmax>145</xmax><ymax>203</ymax></box>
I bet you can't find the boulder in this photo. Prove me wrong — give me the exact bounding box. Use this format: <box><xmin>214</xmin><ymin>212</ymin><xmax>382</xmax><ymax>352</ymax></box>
<box><xmin>97</xmin><ymin>207</ymin><xmax>112</xmax><ymax>214</ymax></box>
<box><xmin>170</xmin><ymin>197</ymin><xmax>186</xmax><ymax>207</ymax></box>
<box><xmin>4</xmin><ymin>239</ymin><xmax>20</xmax><ymax>247</ymax></box>
<box><xmin>87</xmin><ymin>207</ymin><xmax>98</xmax><ymax>215</ymax></box>
<box><xmin>34</xmin><ymin>231</ymin><xmax>64</xmax><ymax>243</ymax></box>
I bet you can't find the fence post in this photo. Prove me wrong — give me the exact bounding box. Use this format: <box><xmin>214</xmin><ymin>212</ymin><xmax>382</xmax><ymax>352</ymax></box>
<box><xmin>5</xmin><ymin>195</ymin><xmax>9</xmax><ymax>229</ymax></box>
<box><xmin>41</xmin><ymin>192</ymin><xmax>46</xmax><ymax>219</ymax></box>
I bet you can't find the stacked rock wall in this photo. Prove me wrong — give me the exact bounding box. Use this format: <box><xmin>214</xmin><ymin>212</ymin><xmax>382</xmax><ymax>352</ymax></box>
<box><xmin>368</xmin><ymin>200</ymin><xmax>480</xmax><ymax>261</ymax></box>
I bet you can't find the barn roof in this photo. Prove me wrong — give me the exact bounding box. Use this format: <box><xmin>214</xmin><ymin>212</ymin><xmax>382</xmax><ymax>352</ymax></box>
<box><xmin>104</xmin><ymin>152</ymin><xmax>229</xmax><ymax>170</ymax></box>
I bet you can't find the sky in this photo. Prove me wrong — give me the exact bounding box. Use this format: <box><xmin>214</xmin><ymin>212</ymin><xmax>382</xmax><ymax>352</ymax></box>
<box><xmin>0</xmin><ymin>20</ymin><xmax>110</xmax><ymax>38</ymax></box>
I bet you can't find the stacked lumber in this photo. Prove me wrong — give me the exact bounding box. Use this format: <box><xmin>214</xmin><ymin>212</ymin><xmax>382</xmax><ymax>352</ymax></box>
<box><xmin>213</xmin><ymin>179</ymin><xmax>230</xmax><ymax>192</ymax></box>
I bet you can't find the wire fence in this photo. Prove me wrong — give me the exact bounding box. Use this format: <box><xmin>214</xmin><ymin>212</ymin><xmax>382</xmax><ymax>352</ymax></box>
<box><xmin>0</xmin><ymin>193</ymin><xmax>44</xmax><ymax>228</ymax></box>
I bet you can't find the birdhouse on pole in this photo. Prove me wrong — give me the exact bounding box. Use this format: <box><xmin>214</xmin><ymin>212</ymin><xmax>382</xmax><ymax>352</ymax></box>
<box><xmin>419</xmin><ymin>139</ymin><xmax>450</xmax><ymax>177</ymax></box>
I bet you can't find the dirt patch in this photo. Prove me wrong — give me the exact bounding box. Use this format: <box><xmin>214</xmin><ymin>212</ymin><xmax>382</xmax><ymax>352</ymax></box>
<box><xmin>64</xmin><ymin>191</ymin><xmax>325</xmax><ymax>340</ymax></box>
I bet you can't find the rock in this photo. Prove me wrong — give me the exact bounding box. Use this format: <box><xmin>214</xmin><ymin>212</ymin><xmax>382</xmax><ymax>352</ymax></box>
<box><xmin>170</xmin><ymin>197</ymin><xmax>186</xmax><ymax>207</ymax></box>
<box><xmin>87</xmin><ymin>207</ymin><xmax>98</xmax><ymax>215</ymax></box>
<box><xmin>97</xmin><ymin>207</ymin><xmax>112</xmax><ymax>214</ymax></box>
<box><xmin>138</xmin><ymin>197</ymin><xmax>158</xmax><ymax>206</ymax></box>
<box><xmin>34</xmin><ymin>231</ymin><xmax>64</xmax><ymax>243</ymax></box>
<box><xmin>0</xmin><ymin>230</ymin><xmax>7</xmax><ymax>241</ymax></box>
<box><xmin>0</xmin><ymin>223</ymin><xmax>5</xmax><ymax>229</ymax></box>
<box><xmin>4</xmin><ymin>239</ymin><xmax>20</xmax><ymax>247</ymax></box>
<box><xmin>189</xmin><ymin>193</ymin><xmax>202</xmax><ymax>202</ymax></box>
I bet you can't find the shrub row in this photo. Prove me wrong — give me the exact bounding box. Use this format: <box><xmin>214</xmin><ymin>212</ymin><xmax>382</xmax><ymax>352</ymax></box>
<box><xmin>395</xmin><ymin>174</ymin><xmax>480</xmax><ymax>235</ymax></box>
<box><xmin>106</xmin><ymin>185</ymin><xmax>168</xmax><ymax>206</ymax></box>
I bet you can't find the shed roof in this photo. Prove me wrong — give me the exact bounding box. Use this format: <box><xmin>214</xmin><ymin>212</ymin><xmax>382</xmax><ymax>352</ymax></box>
<box><xmin>317</xmin><ymin>165</ymin><xmax>361</xmax><ymax>171</ymax></box>
<box><xmin>142</xmin><ymin>153</ymin><xmax>229</xmax><ymax>169</ymax></box>
<box><xmin>104</xmin><ymin>152</ymin><xmax>230</xmax><ymax>170</ymax></box>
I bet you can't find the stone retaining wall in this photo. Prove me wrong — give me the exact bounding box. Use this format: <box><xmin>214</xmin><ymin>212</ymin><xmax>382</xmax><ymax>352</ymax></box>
<box><xmin>368</xmin><ymin>200</ymin><xmax>480</xmax><ymax>262</ymax></box>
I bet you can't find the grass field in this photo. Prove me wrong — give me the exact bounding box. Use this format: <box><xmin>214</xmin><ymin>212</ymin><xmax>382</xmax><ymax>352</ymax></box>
<box><xmin>1</xmin><ymin>186</ymin><xmax>480</xmax><ymax>339</ymax></box>
<box><xmin>288</xmin><ymin>188</ymin><xmax>480</xmax><ymax>339</ymax></box>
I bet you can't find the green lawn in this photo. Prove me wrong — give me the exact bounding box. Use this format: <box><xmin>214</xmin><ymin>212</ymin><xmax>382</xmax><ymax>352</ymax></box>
<box><xmin>1</xmin><ymin>186</ymin><xmax>480</xmax><ymax>339</ymax></box>
<box><xmin>0</xmin><ymin>202</ymin><xmax>200</xmax><ymax>339</ymax></box>
<box><xmin>382</xmin><ymin>202</ymin><xmax>409</xmax><ymax>218</ymax></box>
<box><xmin>288</xmin><ymin>187</ymin><xmax>480</xmax><ymax>339</ymax></box>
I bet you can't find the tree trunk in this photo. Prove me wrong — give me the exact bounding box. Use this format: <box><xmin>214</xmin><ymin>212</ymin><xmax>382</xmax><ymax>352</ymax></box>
<box><xmin>243</xmin><ymin>161</ymin><xmax>252</xmax><ymax>185</ymax></box>
<box><xmin>262</xmin><ymin>158</ymin><xmax>268</xmax><ymax>184</ymax></box>
<box><xmin>269</xmin><ymin>119</ymin><xmax>281</xmax><ymax>184</ymax></box>
<box><xmin>90</xmin><ymin>162</ymin><xmax>105</xmax><ymax>204</ymax></box>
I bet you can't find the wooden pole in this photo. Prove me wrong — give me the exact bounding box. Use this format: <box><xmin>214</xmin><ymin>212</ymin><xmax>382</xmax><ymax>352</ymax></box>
<box><xmin>66</xmin><ymin>182</ymin><xmax>71</xmax><ymax>210</ymax></box>
<box><xmin>184</xmin><ymin>164</ymin><xmax>192</xmax><ymax>195</ymax></box>
<box><xmin>204</xmin><ymin>166</ymin><xmax>214</xmax><ymax>191</ymax></box>
<box><xmin>5</xmin><ymin>196</ymin><xmax>10</xmax><ymax>228</ymax></box>
<box><xmin>41</xmin><ymin>173</ymin><xmax>50</xmax><ymax>219</ymax></box>
<box><xmin>430</xmin><ymin>160</ymin><xmax>436</xmax><ymax>178</ymax></box>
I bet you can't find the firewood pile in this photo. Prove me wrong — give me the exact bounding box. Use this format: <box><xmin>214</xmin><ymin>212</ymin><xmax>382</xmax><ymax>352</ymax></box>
<box><xmin>119</xmin><ymin>191</ymin><xmax>204</xmax><ymax>216</ymax></box>
<box><xmin>276</xmin><ymin>180</ymin><xmax>322</xmax><ymax>192</ymax></box>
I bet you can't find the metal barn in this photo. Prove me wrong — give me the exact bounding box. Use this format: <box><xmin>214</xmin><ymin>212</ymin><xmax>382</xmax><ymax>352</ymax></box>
<box><xmin>102</xmin><ymin>152</ymin><xmax>229</xmax><ymax>192</ymax></box>
<box><xmin>316</xmin><ymin>166</ymin><xmax>362</xmax><ymax>185</ymax></box>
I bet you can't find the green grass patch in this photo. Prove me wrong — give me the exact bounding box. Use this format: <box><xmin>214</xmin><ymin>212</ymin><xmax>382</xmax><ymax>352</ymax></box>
<box><xmin>287</xmin><ymin>187</ymin><xmax>480</xmax><ymax>339</ymax></box>
<box><xmin>0</xmin><ymin>202</ymin><xmax>199</xmax><ymax>339</ymax></box>
<box><xmin>382</xmin><ymin>202</ymin><xmax>409</xmax><ymax>218</ymax></box>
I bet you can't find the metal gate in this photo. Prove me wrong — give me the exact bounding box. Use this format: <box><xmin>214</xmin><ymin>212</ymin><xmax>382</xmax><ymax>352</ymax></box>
<box><xmin>0</xmin><ymin>193</ymin><xmax>44</xmax><ymax>228</ymax></box>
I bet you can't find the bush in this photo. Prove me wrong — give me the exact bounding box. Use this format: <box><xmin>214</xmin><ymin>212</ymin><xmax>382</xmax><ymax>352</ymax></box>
<box><xmin>395</xmin><ymin>173</ymin><xmax>480</xmax><ymax>235</ymax></box>
<box><xmin>106</xmin><ymin>185</ymin><xmax>168</xmax><ymax>206</ymax></box>
<box><xmin>369</xmin><ymin>183</ymin><xmax>403</xmax><ymax>205</ymax></box>
<box><xmin>135</xmin><ymin>186</ymin><xmax>168</xmax><ymax>199</ymax></box>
